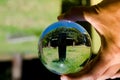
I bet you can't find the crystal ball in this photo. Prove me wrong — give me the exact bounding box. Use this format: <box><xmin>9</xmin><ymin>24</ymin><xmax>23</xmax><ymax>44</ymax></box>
<box><xmin>38</xmin><ymin>20</ymin><xmax>92</xmax><ymax>75</ymax></box>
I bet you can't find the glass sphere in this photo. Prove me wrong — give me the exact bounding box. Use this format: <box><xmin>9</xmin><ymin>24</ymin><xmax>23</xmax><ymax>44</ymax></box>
<box><xmin>38</xmin><ymin>20</ymin><xmax>92</xmax><ymax>75</ymax></box>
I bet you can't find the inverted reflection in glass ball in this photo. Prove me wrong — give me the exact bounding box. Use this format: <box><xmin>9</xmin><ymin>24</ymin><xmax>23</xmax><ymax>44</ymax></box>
<box><xmin>38</xmin><ymin>20</ymin><xmax>92</xmax><ymax>75</ymax></box>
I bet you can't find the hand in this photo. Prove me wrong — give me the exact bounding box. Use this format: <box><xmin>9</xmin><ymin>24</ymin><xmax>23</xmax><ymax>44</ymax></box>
<box><xmin>58</xmin><ymin>0</ymin><xmax>120</xmax><ymax>80</ymax></box>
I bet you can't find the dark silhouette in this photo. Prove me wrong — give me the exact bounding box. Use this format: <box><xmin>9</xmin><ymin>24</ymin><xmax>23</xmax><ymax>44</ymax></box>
<box><xmin>58</xmin><ymin>33</ymin><xmax>67</xmax><ymax>62</ymax></box>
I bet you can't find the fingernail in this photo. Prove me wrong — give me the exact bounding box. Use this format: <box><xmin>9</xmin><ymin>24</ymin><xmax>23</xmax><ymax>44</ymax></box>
<box><xmin>97</xmin><ymin>76</ymin><xmax>109</xmax><ymax>80</ymax></box>
<box><xmin>60</xmin><ymin>76</ymin><xmax>68</xmax><ymax>80</ymax></box>
<box><xmin>110</xmin><ymin>76</ymin><xmax>115</xmax><ymax>79</ymax></box>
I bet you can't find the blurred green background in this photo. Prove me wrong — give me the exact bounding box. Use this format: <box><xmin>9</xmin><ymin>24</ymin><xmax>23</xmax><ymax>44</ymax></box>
<box><xmin>0</xmin><ymin>0</ymin><xmax>61</xmax><ymax>60</ymax></box>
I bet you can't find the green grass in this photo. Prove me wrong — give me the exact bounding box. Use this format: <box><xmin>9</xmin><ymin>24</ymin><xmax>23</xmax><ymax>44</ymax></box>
<box><xmin>40</xmin><ymin>45</ymin><xmax>91</xmax><ymax>74</ymax></box>
<box><xmin>0</xmin><ymin>0</ymin><xmax>61</xmax><ymax>58</ymax></box>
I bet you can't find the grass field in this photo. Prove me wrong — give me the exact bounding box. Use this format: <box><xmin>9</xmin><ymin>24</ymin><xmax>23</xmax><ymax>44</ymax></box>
<box><xmin>0</xmin><ymin>0</ymin><xmax>61</xmax><ymax>60</ymax></box>
<box><xmin>41</xmin><ymin>45</ymin><xmax>91</xmax><ymax>74</ymax></box>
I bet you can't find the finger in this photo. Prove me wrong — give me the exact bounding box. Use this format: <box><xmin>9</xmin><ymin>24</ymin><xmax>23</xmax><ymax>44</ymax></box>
<box><xmin>111</xmin><ymin>74</ymin><xmax>120</xmax><ymax>79</ymax></box>
<box><xmin>60</xmin><ymin>75</ymin><xmax>94</xmax><ymax>80</ymax></box>
<box><xmin>57</xmin><ymin>6</ymin><xmax>90</xmax><ymax>22</ymax></box>
<box><xmin>111</xmin><ymin>70</ymin><xmax>120</xmax><ymax>79</ymax></box>
<box><xmin>97</xmin><ymin>64</ymin><xmax>120</xmax><ymax>80</ymax></box>
<box><xmin>60</xmin><ymin>75</ymin><xmax>71</xmax><ymax>80</ymax></box>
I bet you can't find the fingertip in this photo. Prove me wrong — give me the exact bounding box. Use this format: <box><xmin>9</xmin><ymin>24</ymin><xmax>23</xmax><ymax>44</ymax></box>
<box><xmin>60</xmin><ymin>75</ymin><xmax>68</xmax><ymax>80</ymax></box>
<box><xmin>110</xmin><ymin>74</ymin><xmax>120</xmax><ymax>79</ymax></box>
<box><xmin>97</xmin><ymin>76</ymin><xmax>106</xmax><ymax>80</ymax></box>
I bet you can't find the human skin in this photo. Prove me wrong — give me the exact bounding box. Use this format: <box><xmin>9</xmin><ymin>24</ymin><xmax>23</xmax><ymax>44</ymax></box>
<box><xmin>58</xmin><ymin>0</ymin><xmax>120</xmax><ymax>80</ymax></box>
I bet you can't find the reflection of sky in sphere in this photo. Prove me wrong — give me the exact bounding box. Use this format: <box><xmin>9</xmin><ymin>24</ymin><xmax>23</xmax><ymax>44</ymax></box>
<box><xmin>41</xmin><ymin>20</ymin><xmax>87</xmax><ymax>38</ymax></box>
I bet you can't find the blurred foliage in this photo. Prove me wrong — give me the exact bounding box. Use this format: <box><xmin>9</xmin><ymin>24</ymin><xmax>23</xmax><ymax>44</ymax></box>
<box><xmin>0</xmin><ymin>0</ymin><xmax>61</xmax><ymax>55</ymax></box>
<box><xmin>0</xmin><ymin>0</ymin><xmax>61</xmax><ymax>80</ymax></box>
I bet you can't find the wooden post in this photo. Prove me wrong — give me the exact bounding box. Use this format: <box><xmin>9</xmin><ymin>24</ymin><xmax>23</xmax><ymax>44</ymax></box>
<box><xmin>12</xmin><ymin>54</ymin><xmax>22</xmax><ymax>80</ymax></box>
